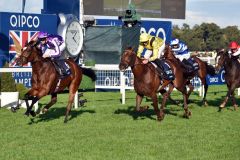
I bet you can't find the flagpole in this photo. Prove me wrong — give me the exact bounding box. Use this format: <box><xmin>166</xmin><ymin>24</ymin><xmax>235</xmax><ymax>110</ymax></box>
<box><xmin>22</xmin><ymin>0</ymin><xmax>26</xmax><ymax>13</ymax></box>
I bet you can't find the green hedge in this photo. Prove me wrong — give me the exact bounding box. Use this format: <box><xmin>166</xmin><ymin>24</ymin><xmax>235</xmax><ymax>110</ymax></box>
<box><xmin>0</xmin><ymin>63</ymin><xmax>17</xmax><ymax>92</ymax></box>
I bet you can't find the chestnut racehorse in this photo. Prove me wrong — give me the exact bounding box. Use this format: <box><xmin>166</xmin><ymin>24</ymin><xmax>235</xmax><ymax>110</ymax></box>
<box><xmin>119</xmin><ymin>47</ymin><xmax>190</xmax><ymax>121</ymax></box>
<box><xmin>16</xmin><ymin>41</ymin><xmax>96</xmax><ymax>123</ymax></box>
<box><xmin>162</xmin><ymin>45</ymin><xmax>216</xmax><ymax>106</ymax></box>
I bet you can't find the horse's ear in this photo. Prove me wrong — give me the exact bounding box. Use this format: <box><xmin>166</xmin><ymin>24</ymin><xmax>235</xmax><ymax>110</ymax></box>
<box><xmin>131</xmin><ymin>46</ymin><xmax>135</xmax><ymax>51</ymax></box>
<box><xmin>126</xmin><ymin>46</ymin><xmax>134</xmax><ymax>51</ymax></box>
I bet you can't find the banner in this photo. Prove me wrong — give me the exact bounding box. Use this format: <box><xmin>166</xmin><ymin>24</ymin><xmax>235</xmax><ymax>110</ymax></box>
<box><xmin>206</xmin><ymin>68</ymin><xmax>225</xmax><ymax>85</ymax></box>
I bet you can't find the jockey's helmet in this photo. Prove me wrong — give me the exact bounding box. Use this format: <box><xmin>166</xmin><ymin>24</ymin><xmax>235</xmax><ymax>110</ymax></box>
<box><xmin>38</xmin><ymin>32</ymin><xmax>48</xmax><ymax>39</ymax></box>
<box><xmin>140</xmin><ymin>33</ymin><xmax>150</xmax><ymax>43</ymax></box>
<box><xmin>229</xmin><ymin>41</ymin><xmax>238</xmax><ymax>49</ymax></box>
<box><xmin>170</xmin><ymin>38</ymin><xmax>180</xmax><ymax>49</ymax></box>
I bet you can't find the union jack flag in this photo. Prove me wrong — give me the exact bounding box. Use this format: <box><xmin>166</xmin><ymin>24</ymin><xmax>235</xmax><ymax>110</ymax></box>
<box><xmin>9</xmin><ymin>30</ymin><xmax>39</xmax><ymax>67</ymax></box>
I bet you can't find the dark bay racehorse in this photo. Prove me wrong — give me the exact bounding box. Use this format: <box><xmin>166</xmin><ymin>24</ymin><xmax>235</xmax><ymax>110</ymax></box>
<box><xmin>119</xmin><ymin>47</ymin><xmax>188</xmax><ymax>121</ymax></box>
<box><xmin>16</xmin><ymin>41</ymin><xmax>96</xmax><ymax>123</ymax></box>
<box><xmin>163</xmin><ymin>45</ymin><xmax>216</xmax><ymax>106</ymax></box>
<box><xmin>215</xmin><ymin>50</ymin><xmax>239</xmax><ymax>111</ymax></box>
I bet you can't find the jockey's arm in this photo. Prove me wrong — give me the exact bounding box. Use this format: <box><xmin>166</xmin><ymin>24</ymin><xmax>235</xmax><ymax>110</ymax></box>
<box><xmin>137</xmin><ymin>45</ymin><xmax>144</xmax><ymax>58</ymax></box>
<box><xmin>232</xmin><ymin>48</ymin><xmax>240</xmax><ymax>57</ymax></box>
<box><xmin>49</xmin><ymin>39</ymin><xmax>61</xmax><ymax>58</ymax></box>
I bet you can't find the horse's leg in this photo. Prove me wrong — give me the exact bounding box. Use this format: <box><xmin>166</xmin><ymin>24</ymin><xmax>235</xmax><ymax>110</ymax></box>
<box><xmin>64</xmin><ymin>92</ymin><xmax>75</xmax><ymax>123</ymax></box>
<box><xmin>24</xmin><ymin>89</ymin><xmax>38</xmax><ymax>116</ymax></box>
<box><xmin>42</xmin><ymin>93</ymin><xmax>57</xmax><ymax>114</ymax></box>
<box><xmin>230</xmin><ymin>93</ymin><xmax>238</xmax><ymax>111</ymax></box>
<box><xmin>159</xmin><ymin>87</ymin><xmax>173</xmax><ymax>121</ymax></box>
<box><xmin>186</xmin><ymin>82</ymin><xmax>194</xmax><ymax>104</ymax></box>
<box><xmin>161</xmin><ymin>84</ymin><xmax>174</xmax><ymax>109</ymax></box>
<box><xmin>227</xmin><ymin>85</ymin><xmax>238</xmax><ymax>111</ymax></box>
<box><xmin>136</xmin><ymin>94</ymin><xmax>147</xmax><ymax>112</ymax></box>
<box><xmin>151</xmin><ymin>94</ymin><xmax>162</xmax><ymax>121</ymax></box>
<box><xmin>200</xmin><ymin>77</ymin><xmax>208</xmax><ymax>106</ymax></box>
<box><xmin>182</xmin><ymin>87</ymin><xmax>192</xmax><ymax>118</ymax></box>
<box><xmin>158</xmin><ymin>80</ymin><xmax>171</xmax><ymax>91</ymax></box>
<box><xmin>24</xmin><ymin>96</ymin><xmax>39</xmax><ymax>117</ymax></box>
<box><xmin>160</xmin><ymin>87</ymin><xmax>180</xmax><ymax>105</ymax></box>
<box><xmin>218</xmin><ymin>86</ymin><xmax>232</xmax><ymax>112</ymax></box>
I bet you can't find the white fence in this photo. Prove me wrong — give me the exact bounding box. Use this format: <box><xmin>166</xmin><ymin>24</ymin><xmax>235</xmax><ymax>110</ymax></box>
<box><xmin>94</xmin><ymin>64</ymin><xmax>204</xmax><ymax>104</ymax></box>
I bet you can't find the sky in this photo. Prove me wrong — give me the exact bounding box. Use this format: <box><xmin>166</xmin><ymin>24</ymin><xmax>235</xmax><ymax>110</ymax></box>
<box><xmin>0</xmin><ymin>0</ymin><xmax>239</xmax><ymax>29</ymax></box>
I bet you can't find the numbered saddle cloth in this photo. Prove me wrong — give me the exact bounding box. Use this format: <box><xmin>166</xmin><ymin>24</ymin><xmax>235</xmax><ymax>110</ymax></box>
<box><xmin>52</xmin><ymin>59</ymin><xmax>71</xmax><ymax>78</ymax></box>
<box><xmin>152</xmin><ymin>59</ymin><xmax>175</xmax><ymax>81</ymax></box>
<box><xmin>187</xmin><ymin>58</ymin><xmax>199</xmax><ymax>71</ymax></box>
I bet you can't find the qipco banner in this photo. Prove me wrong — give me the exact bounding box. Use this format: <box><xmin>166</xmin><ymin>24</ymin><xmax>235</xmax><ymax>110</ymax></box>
<box><xmin>0</xmin><ymin>12</ymin><xmax>58</xmax><ymax>87</ymax></box>
<box><xmin>95</xmin><ymin>18</ymin><xmax>172</xmax><ymax>43</ymax></box>
<box><xmin>206</xmin><ymin>68</ymin><xmax>225</xmax><ymax>85</ymax></box>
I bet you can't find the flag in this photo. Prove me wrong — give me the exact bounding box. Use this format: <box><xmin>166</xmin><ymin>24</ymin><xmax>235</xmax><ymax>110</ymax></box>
<box><xmin>9</xmin><ymin>30</ymin><xmax>39</xmax><ymax>67</ymax></box>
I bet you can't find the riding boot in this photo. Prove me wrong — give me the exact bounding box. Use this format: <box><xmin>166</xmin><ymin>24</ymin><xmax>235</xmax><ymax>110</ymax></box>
<box><xmin>53</xmin><ymin>59</ymin><xmax>69</xmax><ymax>76</ymax></box>
<box><xmin>154</xmin><ymin>59</ymin><xmax>169</xmax><ymax>80</ymax></box>
<box><xmin>182</xmin><ymin>59</ymin><xmax>194</xmax><ymax>73</ymax></box>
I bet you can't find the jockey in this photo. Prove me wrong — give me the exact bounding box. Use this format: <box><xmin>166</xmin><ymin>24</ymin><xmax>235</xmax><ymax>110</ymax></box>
<box><xmin>137</xmin><ymin>32</ymin><xmax>173</xmax><ymax>80</ymax></box>
<box><xmin>37</xmin><ymin>31</ymin><xmax>65</xmax><ymax>58</ymax></box>
<box><xmin>228</xmin><ymin>41</ymin><xmax>240</xmax><ymax>57</ymax></box>
<box><xmin>170</xmin><ymin>38</ymin><xmax>193</xmax><ymax>72</ymax></box>
<box><xmin>37</xmin><ymin>31</ymin><xmax>69</xmax><ymax>76</ymax></box>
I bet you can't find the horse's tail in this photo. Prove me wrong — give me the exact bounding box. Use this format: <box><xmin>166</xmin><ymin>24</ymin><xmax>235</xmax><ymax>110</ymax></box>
<box><xmin>205</xmin><ymin>62</ymin><xmax>216</xmax><ymax>76</ymax></box>
<box><xmin>81</xmin><ymin>67</ymin><xmax>97</xmax><ymax>81</ymax></box>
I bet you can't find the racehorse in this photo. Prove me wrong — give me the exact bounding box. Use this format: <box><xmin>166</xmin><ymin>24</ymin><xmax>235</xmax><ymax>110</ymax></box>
<box><xmin>215</xmin><ymin>50</ymin><xmax>239</xmax><ymax>111</ymax></box>
<box><xmin>119</xmin><ymin>47</ymin><xmax>188</xmax><ymax>121</ymax></box>
<box><xmin>16</xmin><ymin>40</ymin><xmax>96</xmax><ymax>123</ymax></box>
<box><xmin>162</xmin><ymin>45</ymin><xmax>216</xmax><ymax>106</ymax></box>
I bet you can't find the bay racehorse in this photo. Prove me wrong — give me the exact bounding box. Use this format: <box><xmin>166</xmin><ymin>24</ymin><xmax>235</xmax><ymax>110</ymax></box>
<box><xmin>215</xmin><ymin>50</ymin><xmax>239</xmax><ymax>111</ymax></box>
<box><xmin>119</xmin><ymin>47</ymin><xmax>189</xmax><ymax>121</ymax></box>
<box><xmin>16</xmin><ymin>40</ymin><xmax>96</xmax><ymax>123</ymax></box>
<box><xmin>162</xmin><ymin>45</ymin><xmax>216</xmax><ymax>106</ymax></box>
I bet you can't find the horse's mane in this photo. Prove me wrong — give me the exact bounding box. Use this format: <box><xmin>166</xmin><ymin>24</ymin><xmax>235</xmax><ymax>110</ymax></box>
<box><xmin>26</xmin><ymin>40</ymin><xmax>42</xmax><ymax>54</ymax></box>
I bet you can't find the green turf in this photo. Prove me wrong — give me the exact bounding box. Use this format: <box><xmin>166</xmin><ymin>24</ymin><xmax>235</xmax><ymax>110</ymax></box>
<box><xmin>0</xmin><ymin>85</ymin><xmax>240</xmax><ymax>160</ymax></box>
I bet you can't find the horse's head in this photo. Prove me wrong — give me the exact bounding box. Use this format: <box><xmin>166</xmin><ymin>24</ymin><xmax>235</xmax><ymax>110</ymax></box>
<box><xmin>119</xmin><ymin>47</ymin><xmax>137</xmax><ymax>71</ymax></box>
<box><xmin>215</xmin><ymin>49</ymin><xmax>228</xmax><ymax>73</ymax></box>
<box><xmin>16</xmin><ymin>40</ymin><xmax>40</xmax><ymax>66</ymax></box>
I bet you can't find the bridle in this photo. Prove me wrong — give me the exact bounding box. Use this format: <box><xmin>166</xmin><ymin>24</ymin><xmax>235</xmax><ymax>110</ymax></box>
<box><xmin>19</xmin><ymin>41</ymin><xmax>40</xmax><ymax>64</ymax></box>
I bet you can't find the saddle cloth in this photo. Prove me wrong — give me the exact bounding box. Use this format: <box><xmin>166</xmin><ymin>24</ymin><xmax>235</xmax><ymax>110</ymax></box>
<box><xmin>152</xmin><ymin>60</ymin><xmax>175</xmax><ymax>80</ymax></box>
<box><xmin>187</xmin><ymin>58</ymin><xmax>199</xmax><ymax>71</ymax></box>
<box><xmin>52</xmin><ymin>59</ymin><xmax>71</xmax><ymax>78</ymax></box>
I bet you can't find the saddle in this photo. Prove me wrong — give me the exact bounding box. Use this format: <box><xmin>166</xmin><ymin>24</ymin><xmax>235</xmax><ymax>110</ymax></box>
<box><xmin>52</xmin><ymin>59</ymin><xmax>71</xmax><ymax>79</ymax></box>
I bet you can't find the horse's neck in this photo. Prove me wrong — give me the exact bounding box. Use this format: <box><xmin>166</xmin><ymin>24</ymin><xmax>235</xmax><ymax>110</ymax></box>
<box><xmin>131</xmin><ymin>57</ymin><xmax>145</xmax><ymax>77</ymax></box>
<box><xmin>224</xmin><ymin>56</ymin><xmax>234</xmax><ymax>69</ymax></box>
<box><xmin>165</xmin><ymin>52</ymin><xmax>180</xmax><ymax>65</ymax></box>
<box><xmin>30</xmin><ymin>50</ymin><xmax>44</xmax><ymax>63</ymax></box>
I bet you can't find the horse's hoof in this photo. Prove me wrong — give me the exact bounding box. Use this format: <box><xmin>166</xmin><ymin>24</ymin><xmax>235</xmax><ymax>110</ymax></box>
<box><xmin>183</xmin><ymin>111</ymin><xmax>191</xmax><ymax>119</ymax></box>
<box><xmin>139</xmin><ymin>106</ymin><xmax>149</xmax><ymax>112</ymax></box>
<box><xmin>64</xmin><ymin>119</ymin><xmax>68</xmax><ymax>123</ymax></box>
<box><xmin>218</xmin><ymin>107</ymin><xmax>222</xmax><ymax>112</ymax></box>
<box><xmin>11</xmin><ymin>107</ymin><xmax>17</xmax><ymax>113</ymax></box>
<box><xmin>42</xmin><ymin>108</ymin><xmax>48</xmax><ymax>114</ymax></box>
<box><xmin>157</xmin><ymin>113</ymin><xmax>165</xmax><ymax>121</ymax></box>
<box><xmin>30</xmin><ymin>111</ymin><xmax>36</xmax><ymax>117</ymax></box>
<box><xmin>24</xmin><ymin>112</ymin><xmax>30</xmax><ymax>116</ymax></box>
<box><xmin>202</xmin><ymin>101</ymin><xmax>208</xmax><ymax>107</ymax></box>
<box><xmin>233</xmin><ymin>105</ymin><xmax>238</xmax><ymax>111</ymax></box>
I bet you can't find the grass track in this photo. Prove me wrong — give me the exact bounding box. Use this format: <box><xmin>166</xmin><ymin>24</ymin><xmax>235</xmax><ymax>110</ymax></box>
<box><xmin>0</xmin><ymin>86</ymin><xmax>240</xmax><ymax>160</ymax></box>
